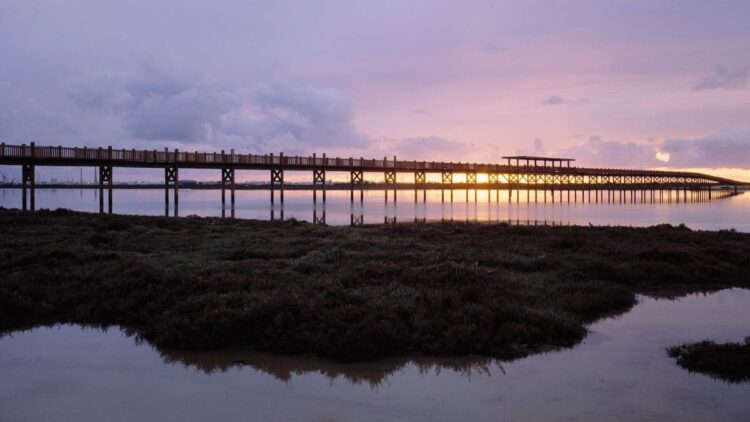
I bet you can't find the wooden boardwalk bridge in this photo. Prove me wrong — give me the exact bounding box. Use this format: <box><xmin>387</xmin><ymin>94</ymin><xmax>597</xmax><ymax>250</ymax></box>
<box><xmin>1</xmin><ymin>142</ymin><xmax>745</xmax><ymax>216</ymax></box>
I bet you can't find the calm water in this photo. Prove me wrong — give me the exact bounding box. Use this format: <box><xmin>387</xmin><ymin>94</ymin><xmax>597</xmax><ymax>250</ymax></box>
<box><xmin>1</xmin><ymin>188</ymin><xmax>749</xmax><ymax>231</ymax></box>
<box><xmin>1</xmin><ymin>289</ymin><xmax>749</xmax><ymax>421</ymax></box>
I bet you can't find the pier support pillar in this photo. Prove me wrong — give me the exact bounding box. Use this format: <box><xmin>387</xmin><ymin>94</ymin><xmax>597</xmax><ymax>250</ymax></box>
<box><xmin>221</xmin><ymin>168</ymin><xmax>235</xmax><ymax>218</ymax></box>
<box><xmin>98</xmin><ymin>165</ymin><xmax>113</xmax><ymax>214</ymax></box>
<box><xmin>466</xmin><ymin>172</ymin><xmax>477</xmax><ymax>202</ymax></box>
<box><xmin>359</xmin><ymin>158</ymin><xmax>365</xmax><ymax>202</ymax></box>
<box><xmin>350</xmin><ymin>212</ymin><xmax>363</xmax><ymax>226</ymax></box>
<box><xmin>21</xmin><ymin>163</ymin><xmax>36</xmax><ymax>211</ymax></box>
<box><xmin>414</xmin><ymin>171</ymin><xmax>426</xmax><ymax>203</ymax></box>
<box><xmin>441</xmin><ymin>171</ymin><xmax>453</xmax><ymax>203</ymax></box>
<box><xmin>384</xmin><ymin>170</ymin><xmax>396</xmax><ymax>203</ymax></box>
<box><xmin>350</xmin><ymin>170</ymin><xmax>363</xmax><ymax>203</ymax></box>
<box><xmin>488</xmin><ymin>173</ymin><xmax>499</xmax><ymax>203</ymax></box>
<box><xmin>271</xmin><ymin>168</ymin><xmax>284</xmax><ymax>205</ymax></box>
<box><xmin>313</xmin><ymin>207</ymin><xmax>326</xmax><ymax>225</ymax></box>
<box><xmin>313</xmin><ymin>169</ymin><xmax>326</xmax><ymax>203</ymax></box>
<box><xmin>21</xmin><ymin>162</ymin><xmax>35</xmax><ymax>211</ymax></box>
<box><xmin>270</xmin><ymin>152</ymin><xmax>284</xmax><ymax>206</ymax></box>
<box><xmin>21</xmin><ymin>165</ymin><xmax>26</xmax><ymax>211</ymax></box>
<box><xmin>165</xmin><ymin>166</ymin><xmax>178</xmax><ymax>217</ymax></box>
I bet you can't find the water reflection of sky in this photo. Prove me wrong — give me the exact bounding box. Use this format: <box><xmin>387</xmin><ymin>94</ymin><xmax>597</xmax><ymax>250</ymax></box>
<box><xmin>1</xmin><ymin>188</ymin><xmax>749</xmax><ymax>231</ymax></box>
<box><xmin>1</xmin><ymin>289</ymin><xmax>749</xmax><ymax>421</ymax></box>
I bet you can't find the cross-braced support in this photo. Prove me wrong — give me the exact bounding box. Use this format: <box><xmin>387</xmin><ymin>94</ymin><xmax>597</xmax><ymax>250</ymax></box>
<box><xmin>98</xmin><ymin>165</ymin><xmax>112</xmax><ymax>214</ymax></box>
<box><xmin>441</xmin><ymin>171</ymin><xmax>453</xmax><ymax>203</ymax></box>
<box><xmin>384</xmin><ymin>170</ymin><xmax>397</xmax><ymax>203</ymax></box>
<box><xmin>465</xmin><ymin>172</ymin><xmax>477</xmax><ymax>202</ymax></box>
<box><xmin>313</xmin><ymin>169</ymin><xmax>326</xmax><ymax>203</ymax></box>
<box><xmin>414</xmin><ymin>171</ymin><xmax>426</xmax><ymax>203</ymax></box>
<box><xmin>350</xmin><ymin>170</ymin><xmax>363</xmax><ymax>203</ymax></box>
<box><xmin>487</xmin><ymin>173</ymin><xmax>499</xmax><ymax>203</ymax></box>
<box><xmin>21</xmin><ymin>163</ymin><xmax>35</xmax><ymax>211</ymax></box>
<box><xmin>270</xmin><ymin>152</ymin><xmax>285</xmax><ymax>206</ymax></box>
<box><xmin>271</xmin><ymin>168</ymin><xmax>284</xmax><ymax>205</ymax></box>
<box><xmin>165</xmin><ymin>166</ymin><xmax>178</xmax><ymax>217</ymax></box>
<box><xmin>221</xmin><ymin>168</ymin><xmax>235</xmax><ymax>218</ymax></box>
<box><xmin>313</xmin><ymin>207</ymin><xmax>326</xmax><ymax>225</ymax></box>
<box><xmin>350</xmin><ymin>213</ymin><xmax>363</xmax><ymax>226</ymax></box>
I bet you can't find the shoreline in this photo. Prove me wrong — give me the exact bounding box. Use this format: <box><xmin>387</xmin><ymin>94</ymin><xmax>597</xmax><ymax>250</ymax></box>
<box><xmin>1</xmin><ymin>209</ymin><xmax>749</xmax><ymax>361</ymax></box>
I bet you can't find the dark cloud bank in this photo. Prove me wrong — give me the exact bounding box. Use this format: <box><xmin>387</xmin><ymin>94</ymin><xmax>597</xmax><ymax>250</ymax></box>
<box><xmin>61</xmin><ymin>66</ymin><xmax>474</xmax><ymax>160</ymax></box>
<box><xmin>63</xmin><ymin>66</ymin><xmax>370</xmax><ymax>154</ymax></box>
<box><xmin>4</xmin><ymin>63</ymin><xmax>475</xmax><ymax>161</ymax></box>
<box><xmin>67</xmin><ymin>67</ymin><xmax>239</xmax><ymax>143</ymax></box>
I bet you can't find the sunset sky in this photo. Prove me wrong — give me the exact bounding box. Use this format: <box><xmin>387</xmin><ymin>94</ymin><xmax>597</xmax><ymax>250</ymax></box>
<box><xmin>1</xmin><ymin>1</ymin><xmax>749</xmax><ymax>181</ymax></box>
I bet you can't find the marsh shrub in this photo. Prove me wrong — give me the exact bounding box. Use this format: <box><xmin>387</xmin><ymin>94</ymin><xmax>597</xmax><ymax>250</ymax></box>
<box><xmin>1</xmin><ymin>211</ymin><xmax>749</xmax><ymax>360</ymax></box>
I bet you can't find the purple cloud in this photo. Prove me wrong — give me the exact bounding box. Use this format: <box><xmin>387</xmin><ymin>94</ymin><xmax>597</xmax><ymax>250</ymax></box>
<box><xmin>66</xmin><ymin>66</ymin><xmax>240</xmax><ymax>143</ymax></box>
<box><xmin>660</xmin><ymin>129</ymin><xmax>750</xmax><ymax>168</ymax></box>
<box><xmin>63</xmin><ymin>66</ymin><xmax>370</xmax><ymax>153</ymax></box>
<box><xmin>556</xmin><ymin>129</ymin><xmax>750</xmax><ymax>169</ymax></box>
<box><xmin>693</xmin><ymin>65</ymin><xmax>748</xmax><ymax>91</ymax></box>
<box><xmin>1</xmin><ymin>1</ymin><xmax>750</xmax><ymax>171</ymax></box>
<box><xmin>223</xmin><ymin>81</ymin><xmax>370</xmax><ymax>153</ymax></box>
<box><xmin>542</xmin><ymin>96</ymin><xmax>589</xmax><ymax>106</ymax></box>
<box><xmin>543</xmin><ymin>96</ymin><xmax>565</xmax><ymax>105</ymax></box>
<box><xmin>558</xmin><ymin>137</ymin><xmax>661</xmax><ymax>168</ymax></box>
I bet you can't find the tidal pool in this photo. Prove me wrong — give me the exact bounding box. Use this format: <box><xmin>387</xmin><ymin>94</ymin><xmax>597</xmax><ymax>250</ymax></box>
<box><xmin>1</xmin><ymin>289</ymin><xmax>749</xmax><ymax>421</ymax></box>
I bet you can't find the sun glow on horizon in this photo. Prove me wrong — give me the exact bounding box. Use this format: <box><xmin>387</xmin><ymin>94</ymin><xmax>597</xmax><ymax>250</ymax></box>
<box><xmin>655</xmin><ymin>152</ymin><xmax>671</xmax><ymax>163</ymax></box>
<box><xmin>652</xmin><ymin>167</ymin><xmax>750</xmax><ymax>183</ymax></box>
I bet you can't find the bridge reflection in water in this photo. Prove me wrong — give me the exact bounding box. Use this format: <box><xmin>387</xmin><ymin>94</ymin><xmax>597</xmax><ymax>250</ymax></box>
<box><xmin>1</xmin><ymin>143</ymin><xmax>745</xmax><ymax>219</ymax></box>
<box><xmin>294</xmin><ymin>187</ymin><xmax>738</xmax><ymax>226</ymax></box>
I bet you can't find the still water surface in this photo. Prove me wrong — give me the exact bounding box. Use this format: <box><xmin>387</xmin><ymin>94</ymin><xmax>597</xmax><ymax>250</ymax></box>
<box><xmin>1</xmin><ymin>289</ymin><xmax>749</xmax><ymax>421</ymax></box>
<box><xmin>1</xmin><ymin>188</ymin><xmax>749</xmax><ymax>231</ymax></box>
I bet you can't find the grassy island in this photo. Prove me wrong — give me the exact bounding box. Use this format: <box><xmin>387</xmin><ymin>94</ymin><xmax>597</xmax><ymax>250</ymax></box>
<box><xmin>667</xmin><ymin>338</ymin><xmax>750</xmax><ymax>383</ymax></box>
<box><xmin>1</xmin><ymin>209</ymin><xmax>749</xmax><ymax>361</ymax></box>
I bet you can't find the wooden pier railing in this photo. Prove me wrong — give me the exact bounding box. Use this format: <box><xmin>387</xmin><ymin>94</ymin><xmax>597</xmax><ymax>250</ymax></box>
<box><xmin>1</xmin><ymin>142</ymin><xmax>745</xmax><ymax>215</ymax></box>
<box><xmin>0</xmin><ymin>142</ymin><xmax>745</xmax><ymax>184</ymax></box>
